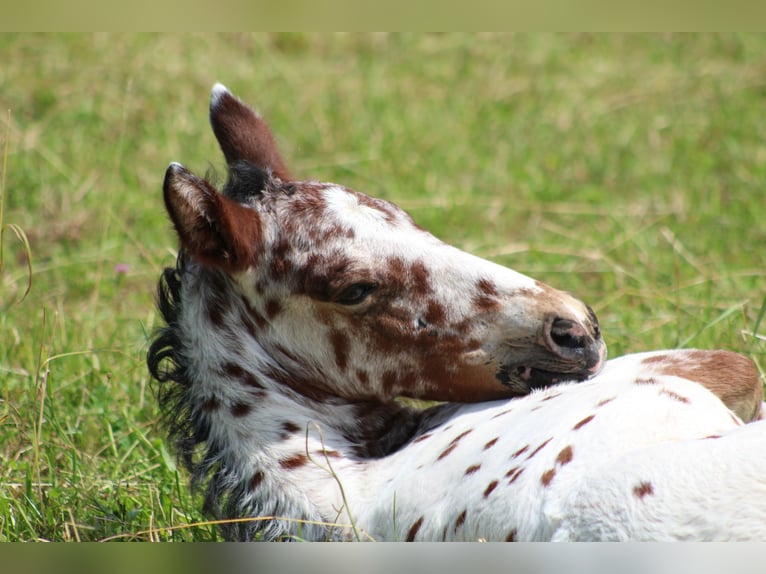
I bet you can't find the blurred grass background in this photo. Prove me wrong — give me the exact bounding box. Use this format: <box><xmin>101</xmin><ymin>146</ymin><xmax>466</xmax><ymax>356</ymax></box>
<box><xmin>0</xmin><ymin>33</ymin><xmax>764</xmax><ymax>541</ymax></box>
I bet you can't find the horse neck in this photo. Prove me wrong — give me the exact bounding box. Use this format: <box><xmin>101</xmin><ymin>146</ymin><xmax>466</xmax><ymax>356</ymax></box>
<box><xmin>158</xmin><ymin>262</ymin><xmax>457</xmax><ymax>539</ymax></box>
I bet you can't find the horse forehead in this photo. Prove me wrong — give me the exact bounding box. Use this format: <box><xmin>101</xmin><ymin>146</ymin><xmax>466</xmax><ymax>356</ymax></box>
<box><xmin>322</xmin><ymin>185</ymin><xmax>409</xmax><ymax>230</ymax></box>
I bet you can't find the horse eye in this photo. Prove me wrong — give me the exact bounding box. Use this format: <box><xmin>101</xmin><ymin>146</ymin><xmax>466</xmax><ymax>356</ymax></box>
<box><xmin>336</xmin><ymin>283</ymin><xmax>378</xmax><ymax>305</ymax></box>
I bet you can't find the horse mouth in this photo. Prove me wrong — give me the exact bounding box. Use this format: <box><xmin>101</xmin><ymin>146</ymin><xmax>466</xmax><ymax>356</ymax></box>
<box><xmin>495</xmin><ymin>364</ymin><xmax>590</xmax><ymax>392</ymax></box>
<box><xmin>495</xmin><ymin>342</ymin><xmax>606</xmax><ymax>394</ymax></box>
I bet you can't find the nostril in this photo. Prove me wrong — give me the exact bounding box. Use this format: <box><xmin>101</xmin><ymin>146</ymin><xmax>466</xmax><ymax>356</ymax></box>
<box><xmin>549</xmin><ymin>318</ymin><xmax>587</xmax><ymax>350</ymax></box>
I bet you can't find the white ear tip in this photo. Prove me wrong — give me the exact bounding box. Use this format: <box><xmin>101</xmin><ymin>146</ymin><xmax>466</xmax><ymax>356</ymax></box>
<box><xmin>211</xmin><ymin>83</ymin><xmax>231</xmax><ymax>108</ymax></box>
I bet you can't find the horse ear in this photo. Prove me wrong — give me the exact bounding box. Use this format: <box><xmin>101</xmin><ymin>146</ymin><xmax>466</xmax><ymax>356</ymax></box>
<box><xmin>209</xmin><ymin>83</ymin><xmax>293</xmax><ymax>181</ymax></box>
<box><xmin>163</xmin><ymin>162</ymin><xmax>263</xmax><ymax>270</ymax></box>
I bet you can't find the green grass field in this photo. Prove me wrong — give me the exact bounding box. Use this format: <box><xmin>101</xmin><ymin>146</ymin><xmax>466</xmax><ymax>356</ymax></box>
<box><xmin>1</xmin><ymin>33</ymin><xmax>765</xmax><ymax>541</ymax></box>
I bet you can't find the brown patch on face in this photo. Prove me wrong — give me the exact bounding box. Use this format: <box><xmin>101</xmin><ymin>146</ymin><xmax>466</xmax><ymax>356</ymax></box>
<box><xmin>410</xmin><ymin>260</ymin><xmax>432</xmax><ymax>297</ymax></box>
<box><xmin>330</xmin><ymin>330</ymin><xmax>350</xmax><ymax>372</ymax></box>
<box><xmin>633</xmin><ymin>481</ymin><xmax>654</xmax><ymax>498</ymax></box>
<box><xmin>406</xmin><ymin>516</ymin><xmax>424</xmax><ymax>542</ymax></box>
<box><xmin>356</xmin><ymin>370</ymin><xmax>369</xmax><ymax>386</ymax></box>
<box><xmin>642</xmin><ymin>350</ymin><xmax>762</xmax><ymax>422</ymax></box>
<box><xmin>573</xmin><ymin>414</ymin><xmax>596</xmax><ymax>430</ymax></box>
<box><xmin>505</xmin><ymin>529</ymin><xmax>518</xmax><ymax>542</ymax></box>
<box><xmin>540</xmin><ymin>468</ymin><xmax>556</xmax><ymax>487</ymax></box>
<box><xmin>556</xmin><ymin>445</ymin><xmax>574</xmax><ymax>466</ymax></box>
<box><xmin>473</xmin><ymin>278</ymin><xmax>501</xmax><ymax>312</ymax></box>
<box><xmin>279</xmin><ymin>453</ymin><xmax>308</xmax><ymax>470</ymax></box>
<box><xmin>483</xmin><ymin>437</ymin><xmax>499</xmax><ymax>451</ymax></box>
<box><xmin>483</xmin><ymin>480</ymin><xmax>499</xmax><ymax>498</ymax></box>
<box><xmin>424</xmin><ymin>299</ymin><xmax>447</xmax><ymax>326</ymax></box>
<box><xmin>464</xmin><ymin>464</ymin><xmax>482</xmax><ymax>476</ymax></box>
<box><xmin>659</xmin><ymin>388</ymin><xmax>691</xmax><ymax>404</ymax></box>
<box><xmin>268</xmin><ymin>237</ymin><xmax>294</xmax><ymax>281</ymax></box>
<box><xmin>230</xmin><ymin>401</ymin><xmax>252</xmax><ymax>417</ymax></box>
<box><xmin>525</xmin><ymin>438</ymin><xmax>553</xmax><ymax>460</ymax></box>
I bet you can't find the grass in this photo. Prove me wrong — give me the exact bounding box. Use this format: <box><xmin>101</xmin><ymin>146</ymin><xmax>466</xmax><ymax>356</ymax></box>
<box><xmin>1</xmin><ymin>33</ymin><xmax>765</xmax><ymax>542</ymax></box>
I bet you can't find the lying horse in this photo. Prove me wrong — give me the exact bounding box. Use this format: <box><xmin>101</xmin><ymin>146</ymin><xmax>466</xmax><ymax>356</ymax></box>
<box><xmin>148</xmin><ymin>84</ymin><xmax>764</xmax><ymax>541</ymax></box>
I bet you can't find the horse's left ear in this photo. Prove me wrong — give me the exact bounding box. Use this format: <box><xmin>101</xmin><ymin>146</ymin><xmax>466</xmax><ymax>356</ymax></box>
<box><xmin>163</xmin><ymin>162</ymin><xmax>263</xmax><ymax>271</ymax></box>
<box><xmin>209</xmin><ymin>83</ymin><xmax>293</xmax><ymax>181</ymax></box>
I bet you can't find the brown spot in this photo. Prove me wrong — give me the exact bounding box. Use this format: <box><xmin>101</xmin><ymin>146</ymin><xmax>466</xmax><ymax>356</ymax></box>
<box><xmin>476</xmin><ymin>278</ymin><xmax>498</xmax><ymax>297</ymax></box>
<box><xmin>424</xmin><ymin>300</ymin><xmax>446</xmax><ymax>326</ymax></box>
<box><xmin>659</xmin><ymin>388</ymin><xmax>691</xmax><ymax>404</ymax></box>
<box><xmin>483</xmin><ymin>480</ymin><xmax>499</xmax><ymax>498</ymax></box>
<box><xmin>483</xmin><ymin>437</ymin><xmax>499</xmax><ymax>451</ymax></box>
<box><xmin>555</xmin><ymin>445</ymin><xmax>574</xmax><ymax>466</ymax></box>
<box><xmin>512</xmin><ymin>445</ymin><xmax>529</xmax><ymax>458</ymax></box>
<box><xmin>381</xmin><ymin>370</ymin><xmax>399</xmax><ymax>395</ymax></box>
<box><xmin>455</xmin><ymin>509</ymin><xmax>467</xmax><ymax>531</ymax></box>
<box><xmin>356</xmin><ymin>370</ymin><xmax>369</xmax><ymax>385</ymax></box>
<box><xmin>205</xmin><ymin>296</ymin><xmax>227</xmax><ymax>328</ymax></box>
<box><xmin>330</xmin><ymin>330</ymin><xmax>350</xmax><ymax>372</ymax></box>
<box><xmin>633</xmin><ymin>481</ymin><xmax>654</xmax><ymax>498</ymax></box>
<box><xmin>230</xmin><ymin>401</ymin><xmax>252</xmax><ymax>417</ymax></box>
<box><xmin>279</xmin><ymin>454</ymin><xmax>308</xmax><ymax>470</ymax></box>
<box><xmin>505</xmin><ymin>528</ymin><xmax>518</xmax><ymax>542</ymax></box>
<box><xmin>437</xmin><ymin>429</ymin><xmax>473</xmax><ymax>461</ymax></box>
<box><xmin>464</xmin><ymin>464</ymin><xmax>482</xmax><ymax>475</ymax></box>
<box><xmin>597</xmin><ymin>397</ymin><xmax>616</xmax><ymax>407</ymax></box>
<box><xmin>406</xmin><ymin>516</ymin><xmax>424</xmax><ymax>542</ymax></box>
<box><xmin>281</xmin><ymin>421</ymin><xmax>301</xmax><ymax>438</ymax></box>
<box><xmin>223</xmin><ymin>362</ymin><xmax>264</xmax><ymax>389</ymax></box>
<box><xmin>542</xmin><ymin>391</ymin><xmax>562</xmax><ymax>401</ymax></box>
<box><xmin>474</xmin><ymin>278</ymin><xmax>500</xmax><ymax>311</ymax></box>
<box><xmin>505</xmin><ymin>467</ymin><xmax>524</xmax><ymax>484</ymax></box>
<box><xmin>201</xmin><ymin>396</ymin><xmax>221</xmax><ymax>412</ymax></box>
<box><xmin>317</xmin><ymin>449</ymin><xmax>342</xmax><ymax>459</ymax></box>
<box><xmin>705</xmin><ymin>434</ymin><xmax>722</xmax><ymax>439</ymax></box>
<box><xmin>573</xmin><ymin>414</ymin><xmax>596</xmax><ymax>430</ymax></box>
<box><xmin>265</xmin><ymin>298</ymin><xmax>282</xmax><ymax>319</ymax></box>
<box><xmin>525</xmin><ymin>438</ymin><xmax>553</xmax><ymax>460</ymax></box>
<box><xmin>240</xmin><ymin>300</ymin><xmax>267</xmax><ymax>333</ymax></box>
<box><xmin>491</xmin><ymin>408</ymin><xmax>513</xmax><ymax>420</ymax></box>
<box><xmin>250</xmin><ymin>470</ymin><xmax>265</xmax><ymax>490</ymax></box>
<box><xmin>410</xmin><ymin>260</ymin><xmax>432</xmax><ymax>296</ymax></box>
<box><xmin>413</xmin><ymin>432</ymin><xmax>432</xmax><ymax>444</ymax></box>
<box><xmin>437</xmin><ymin>443</ymin><xmax>458</xmax><ymax>460</ymax></box>
<box><xmin>541</xmin><ymin>468</ymin><xmax>556</xmax><ymax>486</ymax></box>
<box><xmin>635</xmin><ymin>377</ymin><xmax>657</xmax><ymax>385</ymax></box>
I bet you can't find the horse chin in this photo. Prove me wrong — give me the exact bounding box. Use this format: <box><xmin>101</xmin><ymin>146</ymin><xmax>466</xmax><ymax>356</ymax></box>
<box><xmin>494</xmin><ymin>363</ymin><xmax>595</xmax><ymax>394</ymax></box>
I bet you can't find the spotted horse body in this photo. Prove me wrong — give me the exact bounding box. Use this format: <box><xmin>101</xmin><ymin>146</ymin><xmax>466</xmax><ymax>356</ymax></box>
<box><xmin>148</xmin><ymin>84</ymin><xmax>766</xmax><ymax>541</ymax></box>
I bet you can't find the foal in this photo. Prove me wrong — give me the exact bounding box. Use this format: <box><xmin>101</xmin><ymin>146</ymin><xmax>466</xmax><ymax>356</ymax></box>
<box><xmin>148</xmin><ymin>84</ymin><xmax>765</xmax><ymax>541</ymax></box>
